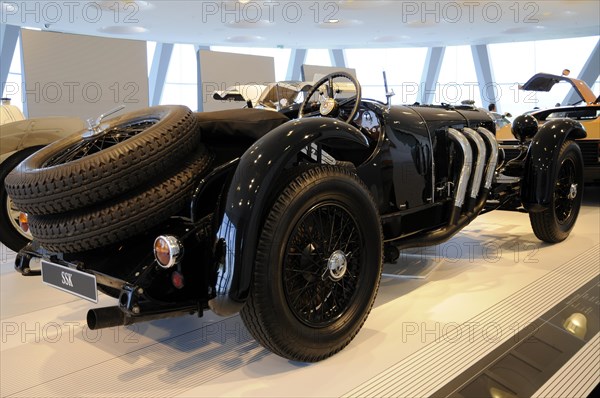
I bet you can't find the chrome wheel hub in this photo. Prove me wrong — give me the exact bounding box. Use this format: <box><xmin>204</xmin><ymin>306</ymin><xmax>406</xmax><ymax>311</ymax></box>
<box><xmin>327</xmin><ymin>250</ymin><xmax>348</xmax><ymax>280</ymax></box>
<box><xmin>568</xmin><ymin>183</ymin><xmax>578</xmax><ymax>200</ymax></box>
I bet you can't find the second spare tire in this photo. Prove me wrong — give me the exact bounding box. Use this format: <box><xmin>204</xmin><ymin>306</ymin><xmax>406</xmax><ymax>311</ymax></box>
<box><xmin>28</xmin><ymin>144</ymin><xmax>214</xmax><ymax>253</ymax></box>
<box><xmin>5</xmin><ymin>105</ymin><xmax>200</xmax><ymax>215</ymax></box>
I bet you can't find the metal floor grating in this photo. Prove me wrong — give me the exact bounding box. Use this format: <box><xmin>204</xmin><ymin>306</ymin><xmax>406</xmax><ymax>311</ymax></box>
<box><xmin>1</xmin><ymin>196</ymin><xmax>599</xmax><ymax>398</ymax></box>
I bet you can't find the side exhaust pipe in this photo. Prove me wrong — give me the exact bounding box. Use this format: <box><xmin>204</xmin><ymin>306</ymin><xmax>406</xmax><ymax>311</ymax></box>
<box><xmin>477</xmin><ymin>127</ymin><xmax>499</xmax><ymax>190</ymax></box>
<box><xmin>462</xmin><ymin>127</ymin><xmax>487</xmax><ymax>211</ymax></box>
<box><xmin>391</xmin><ymin>126</ymin><xmax>498</xmax><ymax>251</ymax></box>
<box><xmin>446</xmin><ymin>128</ymin><xmax>472</xmax><ymax>225</ymax></box>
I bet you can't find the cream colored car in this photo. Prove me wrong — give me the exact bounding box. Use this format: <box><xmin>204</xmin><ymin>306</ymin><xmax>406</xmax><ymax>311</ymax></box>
<box><xmin>1</xmin><ymin>98</ymin><xmax>85</xmax><ymax>251</ymax></box>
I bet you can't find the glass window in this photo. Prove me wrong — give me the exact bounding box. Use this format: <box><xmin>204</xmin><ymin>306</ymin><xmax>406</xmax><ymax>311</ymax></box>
<box><xmin>345</xmin><ymin>48</ymin><xmax>428</xmax><ymax>104</ymax></box>
<box><xmin>305</xmin><ymin>49</ymin><xmax>332</xmax><ymax>68</ymax></box>
<box><xmin>2</xmin><ymin>37</ymin><xmax>24</xmax><ymax>112</ymax></box>
<box><xmin>165</xmin><ymin>44</ymin><xmax>197</xmax><ymax>85</ymax></box>
<box><xmin>146</xmin><ymin>41</ymin><xmax>156</xmax><ymax>77</ymax></box>
<box><xmin>435</xmin><ymin>45</ymin><xmax>482</xmax><ymax>107</ymax></box>
<box><xmin>161</xmin><ymin>44</ymin><xmax>197</xmax><ymax>110</ymax></box>
<box><xmin>489</xmin><ymin>36</ymin><xmax>599</xmax><ymax>116</ymax></box>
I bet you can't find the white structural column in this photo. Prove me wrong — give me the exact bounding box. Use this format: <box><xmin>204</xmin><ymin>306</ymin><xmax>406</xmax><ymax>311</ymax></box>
<box><xmin>0</xmin><ymin>24</ymin><xmax>20</xmax><ymax>96</ymax></box>
<box><xmin>471</xmin><ymin>44</ymin><xmax>497</xmax><ymax>110</ymax></box>
<box><xmin>329</xmin><ymin>49</ymin><xmax>347</xmax><ymax>68</ymax></box>
<box><xmin>286</xmin><ymin>49</ymin><xmax>307</xmax><ymax>80</ymax></box>
<box><xmin>419</xmin><ymin>47</ymin><xmax>445</xmax><ymax>105</ymax></box>
<box><xmin>563</xmin><ymin>40</ymin><xmax>599</xmax><ymax>105</ymax></box>
<box><xmin>148</xmin><ymin>43</ymin><xmax>174</xmax><ymax>106</ymax></box>
<box><xmin>195</xmin><ymin>45</ymin><xmax>210</xmax><ymax>112</ymax></box>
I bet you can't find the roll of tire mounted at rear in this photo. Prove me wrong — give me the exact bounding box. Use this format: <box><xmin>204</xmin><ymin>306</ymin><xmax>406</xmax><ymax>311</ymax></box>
<box><xmin>5</xmin><ymin>105</ymin><xmax>201</xmax><ymax>215</ymax></box>
<box><xmin>27</xmin><ymin>145</ymin><xmax>214</xmax><ymax>253</ymax></box>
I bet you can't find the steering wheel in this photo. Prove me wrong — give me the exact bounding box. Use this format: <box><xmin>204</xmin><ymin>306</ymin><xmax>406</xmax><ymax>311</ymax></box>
<box><xmin>298</xmin><ymin>71</ymin><xmax>362</xmax><ymax>124</ymax></box>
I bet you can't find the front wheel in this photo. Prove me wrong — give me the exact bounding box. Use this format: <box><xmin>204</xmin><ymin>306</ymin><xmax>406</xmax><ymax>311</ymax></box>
<box><xmin>240</xmin><ymin>165</ymin><xmax>383</xmax><ymax>362</ymax></box>
<box><xmin>529</xmin><ymin>140</ymin><xmax>584</xmax><ymax>243</ymax></box>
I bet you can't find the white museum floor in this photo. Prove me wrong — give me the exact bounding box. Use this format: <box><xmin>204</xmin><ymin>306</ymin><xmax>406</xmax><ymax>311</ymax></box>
<box><xmin>1</xmin><ymin>189</ymin><xmax>598</xmax><ymax>397</ymax></box>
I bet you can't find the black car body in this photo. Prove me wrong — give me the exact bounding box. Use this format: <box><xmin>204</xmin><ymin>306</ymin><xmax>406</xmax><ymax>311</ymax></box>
<box><xmin>8</xmin><ymin>72</ymin><xmax>586</xmax><ymax>362</ymax></box>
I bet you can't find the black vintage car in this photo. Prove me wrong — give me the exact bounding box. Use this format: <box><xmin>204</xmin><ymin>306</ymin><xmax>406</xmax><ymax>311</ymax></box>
<box><xmin>6</xmin><ymin>72</ymin><xmax>586</xmax><ymax>362</ymax></box>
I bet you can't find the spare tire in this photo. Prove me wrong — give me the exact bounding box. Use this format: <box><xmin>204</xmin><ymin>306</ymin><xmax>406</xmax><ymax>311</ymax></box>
<box><xmin>28</xmin><ymin>144</ymin><xmax>214</xmax><ymax>253</ymax></box>
<box><xmin>5</xmin><ymin>105</ymin><xmax>200</xmax><ymax>215</ymax></box>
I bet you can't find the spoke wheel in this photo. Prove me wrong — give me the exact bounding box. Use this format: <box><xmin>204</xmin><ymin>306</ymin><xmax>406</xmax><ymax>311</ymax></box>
<box><xmin>5</xmin><ymin>105</ymin><xmax>200</xmax><ymax>215</ymax></box>
<box><xmin>42</xmin><ymin>119</ymin><xmax>157</xmax><ymax>167</ymax></box>
<box><xmin>530</xmin><ymin>140</ymin><xmax>584</xmax><ymax>243</ymax></box>
<box><xmin>554</xmin><ymin>158</ymin><xmax>577</xmax><ymax>224</ymax></box>
<box><xmin>284</xmin><ymin>203</ymin><xmax>362</xmax><ymax>328</ymax></box>
<box><xmin>240</xmin><ymin>165</ymin><xmax>382</xmax><ymax>362</ymax></box>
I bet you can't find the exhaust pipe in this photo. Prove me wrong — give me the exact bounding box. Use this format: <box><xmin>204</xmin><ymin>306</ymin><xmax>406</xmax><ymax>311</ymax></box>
<box><xmin>462</xmin><ymin>128</ymin><xmax>487</xmax><ymax>211</ymax></box>
<box><xmin>87</xmin><ymin>306</ymin><xmax>125</xmax><ymax>330</ymax></box>
<box><xmin>87</xmin><ymin>305</ymin><xmax>197</xmax><ymax>330</ymax></box>
<box><xmin>477</xmin><ymin>127</ymin><xmax>499</xmax><ymax>190</ymax></box>
<box><xmin>392</xmin><ymin>188</ymin><xmax>490</xmax><ymax>250</ymax></box>
<box><xmin>447</xmin><ymin>128</ymin><xmax>472</xmax><ymax>225</ymax></box>
<box><xmin>390</xmin><ymin>127</ymin><xmax>498</xmax><ymax>251</ymax></box>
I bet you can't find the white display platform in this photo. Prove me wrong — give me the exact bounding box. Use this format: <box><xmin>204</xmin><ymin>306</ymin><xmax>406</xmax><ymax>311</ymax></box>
<box><xmin>1</xmin><ymin>190</ymin><xmax>598</xmax><ymax>397</ymax></box>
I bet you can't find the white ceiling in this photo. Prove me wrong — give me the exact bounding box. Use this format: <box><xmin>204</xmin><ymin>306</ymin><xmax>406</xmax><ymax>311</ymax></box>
<box><xmin>2</xmin><ymin>0</ymin><xmax>599</xmax><ymax>48</ymax></box>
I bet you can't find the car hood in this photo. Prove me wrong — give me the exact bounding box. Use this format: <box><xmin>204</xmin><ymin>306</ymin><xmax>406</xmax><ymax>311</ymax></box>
<box><xmin>0</xmin><ymin>117</ymin><xmax>84</xmax><ymax>156</ymax></box>
<box><xmin>520</xmin><ymin>72</ymin><xmax>597</xmax><ymax>105</ymax></box>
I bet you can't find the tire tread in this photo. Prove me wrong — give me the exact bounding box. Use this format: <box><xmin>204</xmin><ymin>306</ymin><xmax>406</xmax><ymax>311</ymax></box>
<box><xmin>529</xmin><ymin>140</ymin><xmax>583</xmax><ymax>243</ymax></box>
<box><xmin>5</xmin><ymin>106</ymin><xmax>201</xmax><ymax>215</ymax></box>
<box><xmin>240</xmin><ymin>165</ymin><xmax>383</xmax><ymax>362</ymax></box>
<box><xmin>28</xmin><ymin>145</ymin><xmax>213</xmax><ymax>253</ymax></box>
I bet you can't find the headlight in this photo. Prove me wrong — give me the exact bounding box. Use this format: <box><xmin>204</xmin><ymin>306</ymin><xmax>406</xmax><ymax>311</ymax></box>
<box><xmin>153</xmin><ymin>235</ymin><xmax>183</xmax><ymax>269</ymax></box>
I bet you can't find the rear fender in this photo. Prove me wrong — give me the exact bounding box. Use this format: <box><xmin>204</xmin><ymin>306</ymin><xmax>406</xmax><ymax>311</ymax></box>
<box><xmin>521</xmin><ymin>119</ymin><xmax>586</xmax><ymax>211</ymax></box>
<box><xmin>209</xmin><ymin>118</ymin><xmax>368</xmax><ymax>315</ymax></box>
<box><xmin>190</xmin><ymin>158</ymin><xmax>239</xmax><ymax>222</ymax></box>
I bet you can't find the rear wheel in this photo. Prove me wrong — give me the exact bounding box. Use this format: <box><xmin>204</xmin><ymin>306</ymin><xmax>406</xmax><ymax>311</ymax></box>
<box><xmin>529</xmin><ymin>140</ymin><xmax>584</xmax><ymax>243</ymax></box>
<box><xmin>240</xmin><ymin>165</ymin><xmax>383</xmax><ymax>362</ymax></box>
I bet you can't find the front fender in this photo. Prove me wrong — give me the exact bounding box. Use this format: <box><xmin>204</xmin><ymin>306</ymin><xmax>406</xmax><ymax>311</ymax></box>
<box><xmin>521</xmin><ymin>119</ymin><xmax>586</xmax><ymax>211</ymax></box>
<box><xmin>209</xmin><ymin>118</ymin><xmax>368</xmax><ymax>316</ymax></box>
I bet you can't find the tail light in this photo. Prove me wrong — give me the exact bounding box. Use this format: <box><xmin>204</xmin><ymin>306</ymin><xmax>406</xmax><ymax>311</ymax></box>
<box><xmin>153</xmin><ymin>235</ymin><xmax>183</xmax><ymax>269</ymax></box>
<box><xmin>19</xmin><ymin>212</ymin><xmax>29</xmax><ymax>233</ymax></box>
